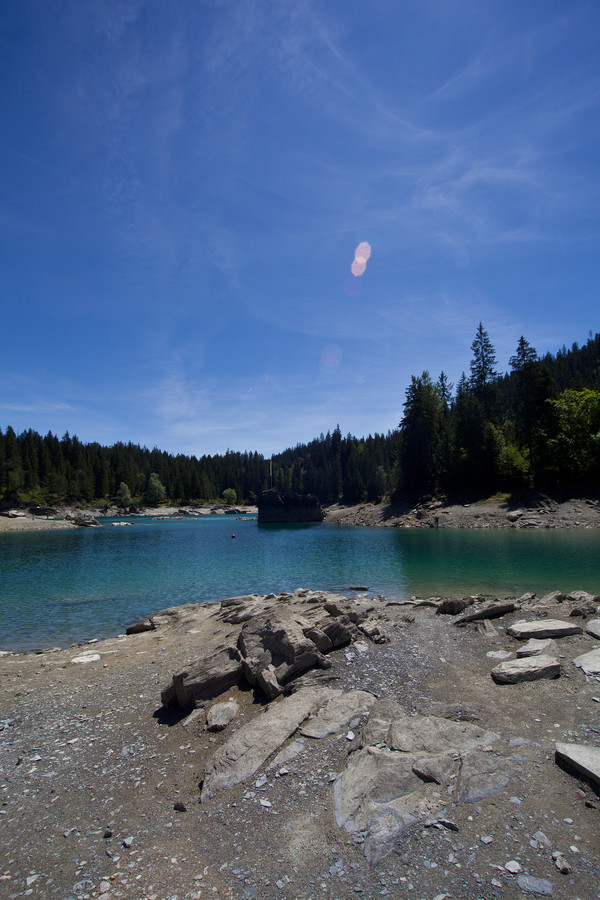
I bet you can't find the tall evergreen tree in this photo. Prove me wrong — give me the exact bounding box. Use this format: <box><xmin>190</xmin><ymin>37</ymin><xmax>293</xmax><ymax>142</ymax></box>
<box><xmin>469</xmin><ymin>322</ymin><xmax>497</xmax><ymax>393</ymax></box>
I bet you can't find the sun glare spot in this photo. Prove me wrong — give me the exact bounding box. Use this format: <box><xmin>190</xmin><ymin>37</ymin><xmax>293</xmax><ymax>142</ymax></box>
<box><xmin>351</xmin><ymin>241</ymin><xmax>372</xmax><ymax>277</ymax></box>
<box><xmin>356</xmin><ymin>241</ymin><xmax>371</xmax><ymax>261</ymax></box>
<box><xmin>321</xmin><ymin>344</ymin><xmax>343</xmax><ymax>373</ymax></box>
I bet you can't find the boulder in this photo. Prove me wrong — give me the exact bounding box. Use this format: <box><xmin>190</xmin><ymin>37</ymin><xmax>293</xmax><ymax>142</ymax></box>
<box><xmin>491</xmin><ymin>655</ymin><xmax>561</xmax><ymax>684</ymax></box>
<box><xmin>161</xmin><ymin>644</ymin><xmax>243</xmax><ymax>709</ymax></box>
<box><xmin>435</xmin><ymin>597</ymin><xmax>474</xmax><ymax>615</ymax></box>
<box><xmin>507</xmin><ymin>619</ymin><xmax>583</xmax><ymax>639</ymax></box>
<box><xmin>539</xmin><ymin>590</ymin><xmax>568</xmax><ymax>604</ymax></box>
<box><xmin>125</xmin><ymin>617</ymin><xmax>156</xmax><ymax>635</ymax></box>
<box><xmin>567</xmin><ymin>590</ymin><xmax>600</xmax><ymax>604</ymax></box>
<box><xmin>570</xmin><ymin>601</ymin><xmax>598</xmax><ymax>618</ymax></box>
<box><xmin>257</xmin><ymin>490</ymin><xmax>324</xmax><ymax>523</ymax></box>
<box><xmin>206</xmin><ymin>699</ymin><xmax>239</xmax><ymax>731</ymax></box>
<box><xmin>238</xmin><ymin>608</ymin><xmax>331</xmax><ymax>699</ymax></box>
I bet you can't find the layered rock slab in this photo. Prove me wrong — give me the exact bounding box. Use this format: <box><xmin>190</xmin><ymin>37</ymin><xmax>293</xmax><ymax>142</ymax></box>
<box><xmin>573</xmin><ymin>648</ymin><xmax>600</xmax><ymax>676</ymax></box>
<box><xmin>491</xmin><ymin>655</ymin><xmax>561</xmax><ymax>684</ymax></box>
<box><xmin>333</xmin><ymin>700</ymin><xmax>513</xmax><ymax>864</ymax></box>
<box><xmin>507</xmin><ymin>619</ymin><xmax>582</xmax><ymax>639</ymax></box>
<box><xmin>555</xmin><ymin>741</ymin><xmax>600</xmax><ymax>788</ymax></box>
<box><xmin>201</xmin><ymin>686</ymin><xmax>336</xmax><ymax>800</ymax></box>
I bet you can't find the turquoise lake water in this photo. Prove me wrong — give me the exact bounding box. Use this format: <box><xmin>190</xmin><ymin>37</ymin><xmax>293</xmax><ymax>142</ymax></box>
<box><xmin>1</xmin><ymin>515</ymin><xmax>599</xmax><ymax>651</ymax></box>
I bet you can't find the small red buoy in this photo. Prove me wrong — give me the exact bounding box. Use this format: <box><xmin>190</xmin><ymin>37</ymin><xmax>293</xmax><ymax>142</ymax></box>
<box><xmin>231</xmin><ymin>534</ymin><xmax>236</xmax><ymax>539</ymax></box>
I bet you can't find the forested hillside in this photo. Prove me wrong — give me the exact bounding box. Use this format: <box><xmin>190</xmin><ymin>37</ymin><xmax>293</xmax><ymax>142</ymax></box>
<box><xmin>1</xmin><ymin>329</ymin><xmax>599</xmax><ymax>508</ymax></box>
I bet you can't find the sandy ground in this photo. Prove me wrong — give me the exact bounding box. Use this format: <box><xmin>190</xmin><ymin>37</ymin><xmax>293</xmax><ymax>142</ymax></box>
<box><xmin>1</xmin><ymin>591</ymin><xmax>600</xmax><ymax>899</ymax></box>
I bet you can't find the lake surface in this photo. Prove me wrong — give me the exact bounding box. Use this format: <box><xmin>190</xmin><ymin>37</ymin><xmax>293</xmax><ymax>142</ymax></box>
<box><xmin>1</xmin><ymin>515</ymin><xmax>599</xmax><ymax>652</ymax></box>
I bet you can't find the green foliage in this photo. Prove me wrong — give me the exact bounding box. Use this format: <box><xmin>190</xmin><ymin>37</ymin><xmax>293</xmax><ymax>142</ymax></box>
<box><xmin>222</xmin><ymin>487</ymin><xmax>237</xmax><ymax>505</ymax></box>
<box><xmin>145</xmin><ymin>472</ymin><xmax>166</xmax><ymax>505</ymax></box>
<box><xmin>543</xmin><ymin>388</ymin><xmax>600</xmax><ymax>480</ymax></box>
<box><xmin>115</xmin><ymin>481</ymin><xmax>132</xmax><ymax>507</ymax></box>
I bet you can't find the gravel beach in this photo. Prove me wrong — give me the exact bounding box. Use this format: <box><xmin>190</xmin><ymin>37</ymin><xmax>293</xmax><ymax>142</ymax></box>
<box><xmin>2</xmin><ymin>586</ymin><xmax>600</xmax><ymax>900</ymax></box>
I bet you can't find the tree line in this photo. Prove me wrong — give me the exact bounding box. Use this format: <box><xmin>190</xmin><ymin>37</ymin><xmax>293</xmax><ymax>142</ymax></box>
<box><xmin>1</xmin><ymin>329</ymin><xmax>599</xmax><ymax>508</ymax></box>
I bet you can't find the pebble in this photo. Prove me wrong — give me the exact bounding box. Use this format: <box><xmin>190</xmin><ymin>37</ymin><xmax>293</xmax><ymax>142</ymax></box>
<box><xmin>505</xmin><ymin>860</ymin><xmax>522</xmax><ymax>873</ymax></box>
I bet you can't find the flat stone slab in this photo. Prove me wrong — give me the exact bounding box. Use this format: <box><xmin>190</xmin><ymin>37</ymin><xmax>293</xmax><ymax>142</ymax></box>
<box><xmin>200</xmin><ymin>686</ymin><xmax>335</xmax><ymax>800</ymax></box>
<box><xmin>300</xmin><ymin>689</ymin><xmax>376</xmax><ymax>738</ymax></box>
<box><xmin>507</xmin><ymin>619</ymin><xmax>582</xmax><ymax>640</ymax></box>
<box><xmin>491</xmin><ymin>655</ymin><xmax>560</xmax><ymax>684</ymax></box>
<box><xmin>586</xmin><ymin>619</ymin><xmax>600</xmax><ymax>639</ymax></box>
<box><xmin>573</xmin><ymin>648</ymin><xmax>600</xmax><ymax>676</ymax></box>
<box><xmin>516</xmin><ymin>638</ymin><xmax>556</xmax><ymax>658</ymax></box>
<box><xmin>555</xmin><ymin>741</ymin><xmax>600</xmax><ymax>788</ymax></box>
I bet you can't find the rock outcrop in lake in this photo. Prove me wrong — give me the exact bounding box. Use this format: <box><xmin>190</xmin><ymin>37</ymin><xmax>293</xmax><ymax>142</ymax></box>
<box><xmin>257</xmin><ymin>490</ymin><xmax>325</xmax><ymax>523</ymax></box>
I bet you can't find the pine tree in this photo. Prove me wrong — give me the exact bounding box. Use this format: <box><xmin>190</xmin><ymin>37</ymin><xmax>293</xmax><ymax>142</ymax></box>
<box><xmin>469</xmin><ymin>323</ymin><xmax>497</xmax><ymax>393</ymax></box>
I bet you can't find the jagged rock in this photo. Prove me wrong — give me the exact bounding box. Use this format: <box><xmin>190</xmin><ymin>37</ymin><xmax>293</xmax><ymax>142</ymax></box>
<box><xmin>507</xmin><ymin>619</ymin><xmax>582</xmax><ymax>639</ymax></box>
<box><xmin>539</xmin><ymin>590</ymin><xmax>568</xmax><ymax>604</ymax></box>
<box><xmin>238</xmin><ymin>608</ymin><xmax>331</xmax><ymax>700</ymax></box>
<box><xmin>491</xmin><ymin>655</ymin><xmax>561</xmax><ymax>684</ymax></box>
<box><xmin>435</xmin><ymin>597</ymin><xmax>474</xmax><ymax>615</ymax></box>
<box><xmin>573</xmin><ymin>648</ymin><xmax>600</xmax><ymax>676</ymax></box>
<box><xmin>516</xmin><ymin>638</ymin><xmax>557</xmax><ymax>658</ymax></box>
<box><xmin>454</xmin><ymin>601</ymin><xmax>516</xmax><ymax>626</ymax></box>
<box><xmin>358</xmin><ymin>619</ymin><xmax>389</xmax><ymax>643</ymax></box>
<box><xmin>570</xmin><ymin>601</ymin><xmax>598</xmax><ymax>617</ymax></box>
<box><xmin>567</xmin><ymin>590</ymin><xmax>600</xmax><ymax>604</ymax></box>
<box><xmin>206</xmin><ymin>699</ymin><xmax>239</xmax><ymax>731</ymax></box>
<box><xmin>316</xmin><ymin>615</ymin><xmax>355</xmax><ymax>648</ymax></box>
<box><xmin>586</xmin><ymin>619</ymin><xmax>600</xmax><ymax>639</ymax></box>
<box><xmin>161</xmin><ymin>644</ymin><xmax>243</xmax><ymax>708</ymax></box>
<box><xmin>125</xmin><ymin>617</ymin><xmax>156</xmax><ymax>635</ymax></box>
<box><xmin>300</xmin><ymin>689</ymin><xmax>376</xmax><ymax>738</ymax></box>
<box><xmin>555</xmin><ymin>741</ymin><xmax>600</xmax><ymax>788</ymax></box>
<box><xmin>200</xmin><ymin>687</ymin><xmax>335</xmax><ymax>800</ymax></box>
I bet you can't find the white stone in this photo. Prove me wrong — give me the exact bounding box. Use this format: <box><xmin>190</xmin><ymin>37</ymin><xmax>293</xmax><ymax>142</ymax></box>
<box><xmin>71</xmin><ymin>653</ymin><xmax>101</xmax><ymax>664</ymax></box>
<box><xmin>573</xmin><ymin>648</ymin><xmax>600</xmax><ymax>676</ymax></box>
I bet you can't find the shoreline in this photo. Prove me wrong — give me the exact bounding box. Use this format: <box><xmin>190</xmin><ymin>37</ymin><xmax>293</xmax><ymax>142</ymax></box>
<box><xmin>1</xmin><ymin>588</ymin><xmax>599</xmax><ymax>898</ymax></box>
<box><xmin>1</xmin><ymin>493</ymin><xmax>599</xmax><ymax>534</ymax></box>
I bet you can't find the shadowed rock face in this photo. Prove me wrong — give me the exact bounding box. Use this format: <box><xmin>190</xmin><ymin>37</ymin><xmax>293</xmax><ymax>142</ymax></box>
<box><xmin>257</xmin><ymin>490</ymin><xmax>325</xmax><ymax>523</ymax></box>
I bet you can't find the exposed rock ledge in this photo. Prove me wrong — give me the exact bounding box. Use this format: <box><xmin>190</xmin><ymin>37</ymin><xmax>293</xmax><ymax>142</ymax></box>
<box><xmin>2</xmin><ymin>586</ymin><xmax>600</xmax><ymax>898</ymax></box>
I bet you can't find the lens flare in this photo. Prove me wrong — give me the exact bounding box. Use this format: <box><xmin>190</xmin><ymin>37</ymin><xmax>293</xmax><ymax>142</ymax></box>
<box><xmin>351</xmin><ymin>241</ymin><xmax>372</xmax><ymax>277</ymax></box>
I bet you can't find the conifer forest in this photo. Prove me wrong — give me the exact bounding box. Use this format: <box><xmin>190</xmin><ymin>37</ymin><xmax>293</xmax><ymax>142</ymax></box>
<box><xmin>2</xmin><ymin>329</ymin><xmax>599</xmax><ymax>508</ymax></box>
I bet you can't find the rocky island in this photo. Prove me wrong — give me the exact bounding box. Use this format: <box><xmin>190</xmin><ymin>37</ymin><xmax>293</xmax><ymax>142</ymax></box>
<box><xmin>1</xmin><ymin>585</ymin><xmax>600</xmax><ymax>898</ymax></box>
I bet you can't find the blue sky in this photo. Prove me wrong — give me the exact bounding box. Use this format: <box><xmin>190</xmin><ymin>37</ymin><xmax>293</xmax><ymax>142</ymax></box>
<box><xmin>2</xmin><ymin>0</ymin><xmax>599</xmax><ymax>457</ymax></box>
